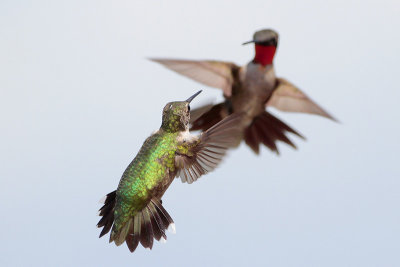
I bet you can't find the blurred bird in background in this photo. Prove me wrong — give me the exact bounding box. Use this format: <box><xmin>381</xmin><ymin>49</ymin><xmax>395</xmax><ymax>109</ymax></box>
<box><xmin>151</xmin><ymin>29</ymin><xmax>336</xmax><ymax>154</ymax></box>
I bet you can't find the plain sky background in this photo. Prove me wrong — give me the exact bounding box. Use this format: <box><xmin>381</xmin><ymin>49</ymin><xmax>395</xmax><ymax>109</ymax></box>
<box><xmin>1</xmin><ymin>0</ymin><xmax>400</xmax><ymax>266</ymax></box>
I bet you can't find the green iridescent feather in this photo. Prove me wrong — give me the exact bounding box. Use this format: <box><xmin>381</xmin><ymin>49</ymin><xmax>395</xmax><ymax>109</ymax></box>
<box><xmin>112</xmin><ymin>131</ymin><xmax>179</xmax><ymax>239</ymax></box>
<box><xmin>98</xmin><ymin>91</ymin><xmax>243</xmax><ymax>252</ymax></box>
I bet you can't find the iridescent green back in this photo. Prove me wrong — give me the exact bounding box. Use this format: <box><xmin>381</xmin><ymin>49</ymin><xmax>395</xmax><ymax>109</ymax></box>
<box><xmin>113</xmin><ymin>131</ymin><xmax>179</xmax><ymax>232</ymax></box>
<box><xmin>111</xmin><ymin>100</ymin><xmax>191</xmax><ymax>237</ymax></box>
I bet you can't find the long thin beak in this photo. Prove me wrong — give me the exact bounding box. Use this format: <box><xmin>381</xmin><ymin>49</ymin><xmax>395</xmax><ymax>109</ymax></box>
<box><xmin>242</xmin><ymin>40</ymin><xmax>255</xmax><ymax>45</ymax></box>
<box><xmin>185</xmin><ymin>90</ymin><xmax>202</xmax><ymax>103</ymax></box>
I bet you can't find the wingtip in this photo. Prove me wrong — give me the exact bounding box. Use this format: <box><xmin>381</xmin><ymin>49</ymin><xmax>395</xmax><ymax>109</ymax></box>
<box><xmin>315</xmin><ymin>106</ymin><xmax>339</xmax><ymax>123</ymax></box>
<box><xmin>148</xmin><ymin>57</ymin><xmax>174</xmax><ymax>63</ymax></box>
<box><xmin>147</xmin><ymin>57</ymin><xmax>158</xmax><ymax>62</ymax></box>
<box><xmin>317</xmin><ymin>111</ymin><xmax>340</xmax><ymax>124</ymax></box>
<box><xmin>328</xmin><ymin>115</ymin><xmax>340</xmax><ymax>124</ymax></box>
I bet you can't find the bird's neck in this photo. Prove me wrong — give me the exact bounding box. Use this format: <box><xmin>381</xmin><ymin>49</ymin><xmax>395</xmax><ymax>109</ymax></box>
<box><xmin>161</xmin><ymin>118</ymin><xmax>187</xmax><ymax>133</ymax></box>
<box><xmin>253</xmin><ymin>45</ymin><xmax>276</xmax><ymax>66</ymax></box>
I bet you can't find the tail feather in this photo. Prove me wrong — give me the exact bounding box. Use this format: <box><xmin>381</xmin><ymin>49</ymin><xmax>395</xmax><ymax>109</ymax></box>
<box><xmin>140</xmin><ymin>209</ymin><xmax>154</xmax><ymax>249</ymax></box>
<box><xmin>253</xmin><ymin>119</ymin><xmax>279</xmax><ymax>152</ymax></box>
<box><xmin>151</xmin><ymin>199</ymin><xmax>171</xmax><ymax>230</ymax></box>
<box><xmin>258</xmin><ymin>114</ymin><xmax>297</xmax><ymax>149</ymax></box>
<box><xmin>97</xmin><ymin>194</ymin><xmax>174</xmax><ymax>253</ymax></box>
<box><xmin>244</xmin><ymin>111</ymin><xmax>304</xmax><ymax>154</ymax></box>
<box><xmin>244</xmin><ymin>120</ymin><xmax>261</xmax><ymax>153</ymax></box>
<box><xmin>97</xmin><ymin>191</ymin><xmax>116</xmax><ymax>238</ymax></box>
<box><xmin>148</xmin><ymin>203</ymin><xmax>167</xmax><ymax>241</ymax></box>
<box><xmin>262</xmin><ymin>112</ymin><xmax>304</xmax><ymax>139</ymax></box>
<box><xmin>126</xmin><ymin>220</ymin><xmax>139</xmax><ymax>252</ymax></box>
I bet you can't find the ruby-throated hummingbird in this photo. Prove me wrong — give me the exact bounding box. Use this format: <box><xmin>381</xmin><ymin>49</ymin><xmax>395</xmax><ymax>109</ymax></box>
<box><xmin>150</xmin><ymin>29</ymin><xmax>336</xmax><ymax>154</ymax></box>
<box><xmin>97</xmin><ymin>91</ymin><xmax>242</xmax><ymax>252</ymax></box>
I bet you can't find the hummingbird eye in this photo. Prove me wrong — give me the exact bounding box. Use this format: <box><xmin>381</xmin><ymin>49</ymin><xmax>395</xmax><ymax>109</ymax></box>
<box><xmin>187</xmin><ymin>105</ymin><xmax>190</xmax><ymax>112</ymax></box>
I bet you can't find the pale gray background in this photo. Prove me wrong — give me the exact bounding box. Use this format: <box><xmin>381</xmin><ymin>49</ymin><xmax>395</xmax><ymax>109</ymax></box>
<box><xmin>1</xmin><ymin>0</ymin><xmax>399</xmax><ymax>266</ymax></box>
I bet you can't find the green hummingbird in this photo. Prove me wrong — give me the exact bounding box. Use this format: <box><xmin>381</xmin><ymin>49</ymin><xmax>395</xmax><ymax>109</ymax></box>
<box><xmin>97</xmin><ymin>90</ymin><xmax>242</xmax><ymax>252</ymax></box>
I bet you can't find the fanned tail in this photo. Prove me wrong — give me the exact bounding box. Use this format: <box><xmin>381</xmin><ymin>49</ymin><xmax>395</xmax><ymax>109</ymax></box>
<box><xmin>97</xmin><ymin>196</ymin><xmax>174</xmax><ymax>253</ymax></box>
<box><xmin>191</xmin><ymin>103</ymin><xmax>305</xmax><ymax>155</ymax></box>
<box><xmin>244</xmin><ymin>111</ymin><xmax>304</xmax><ymax>154</ymax></box>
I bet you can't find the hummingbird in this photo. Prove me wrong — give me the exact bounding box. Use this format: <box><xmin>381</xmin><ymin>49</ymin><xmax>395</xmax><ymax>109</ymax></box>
<box><xmin>150</xmin><ymin>29</ymin><xmax>336</xmax><ymax>154</ymax></box>
<box><xmin>97</xmin><ymin>90</ymin><xmax>243</xmax><ymax>253</ymax></box>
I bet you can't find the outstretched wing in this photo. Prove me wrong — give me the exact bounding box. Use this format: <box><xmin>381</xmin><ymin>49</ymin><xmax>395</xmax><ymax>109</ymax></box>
<box><xmin>175</xmin><ymin>113</ymin><xmax>243</xmax><ymax>184</ymax></box>
<box><xmin>267</xmin><ymin>78</ymin><xmax>337</xmax><ymax>121</ymax></box>
<box><xmin>150</xmin><ymin>58</ymin><xmax>237</xmax><ymax>97</ymax></box>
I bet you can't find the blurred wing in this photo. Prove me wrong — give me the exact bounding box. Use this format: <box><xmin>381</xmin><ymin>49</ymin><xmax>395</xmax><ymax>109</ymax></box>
<box><xmin>150</xmin><ymin>58</ymin><xmax>237</xmax><ymax>97</ymax></box>
<box><xmin>267</xmin><ymin>78</ymin><xmax>337</xmax><ymax>121</ymax></box>
<box><xmin>189</xmin><ymin>102</ymin><xmax>214</xmax><ymax>124</ymax></box>
<box><xmin>175</xmin><ymin>113</ymin><xmax>243</xmax><ymax>184</ymax></box>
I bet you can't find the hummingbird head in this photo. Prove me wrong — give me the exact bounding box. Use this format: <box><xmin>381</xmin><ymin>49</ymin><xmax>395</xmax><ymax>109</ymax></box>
<box><xmin>243</xmin><ymin>29</ymin><xmax>279</xmax><ymax>66</ymax></box>
<box><xmin>161</xmin><ymin>90</ymin><xmax>202</xmax><ymax>132</ymax></box>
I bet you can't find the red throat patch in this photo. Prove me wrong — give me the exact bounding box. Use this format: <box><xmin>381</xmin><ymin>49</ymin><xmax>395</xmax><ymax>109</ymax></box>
<box><xmin>254</xmin><ymin>45</ymin><xmax>276</xmax><ymax>66</ymax></box>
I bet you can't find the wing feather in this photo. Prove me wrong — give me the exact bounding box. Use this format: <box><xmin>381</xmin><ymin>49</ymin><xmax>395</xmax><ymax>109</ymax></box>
<box><xmin>267</xmin><ymin>78</ymin><xmax>337</xmax><ymax>121</ymax></box>
<box><xmin>150</xmin><ymin>58</ymin><xmax>237</xmax><ymax>97</ymax></box>
<box><xmin>175</xmin><ymin>113</ymin><xmax>243</xmax><ymax>184</ymax></box>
